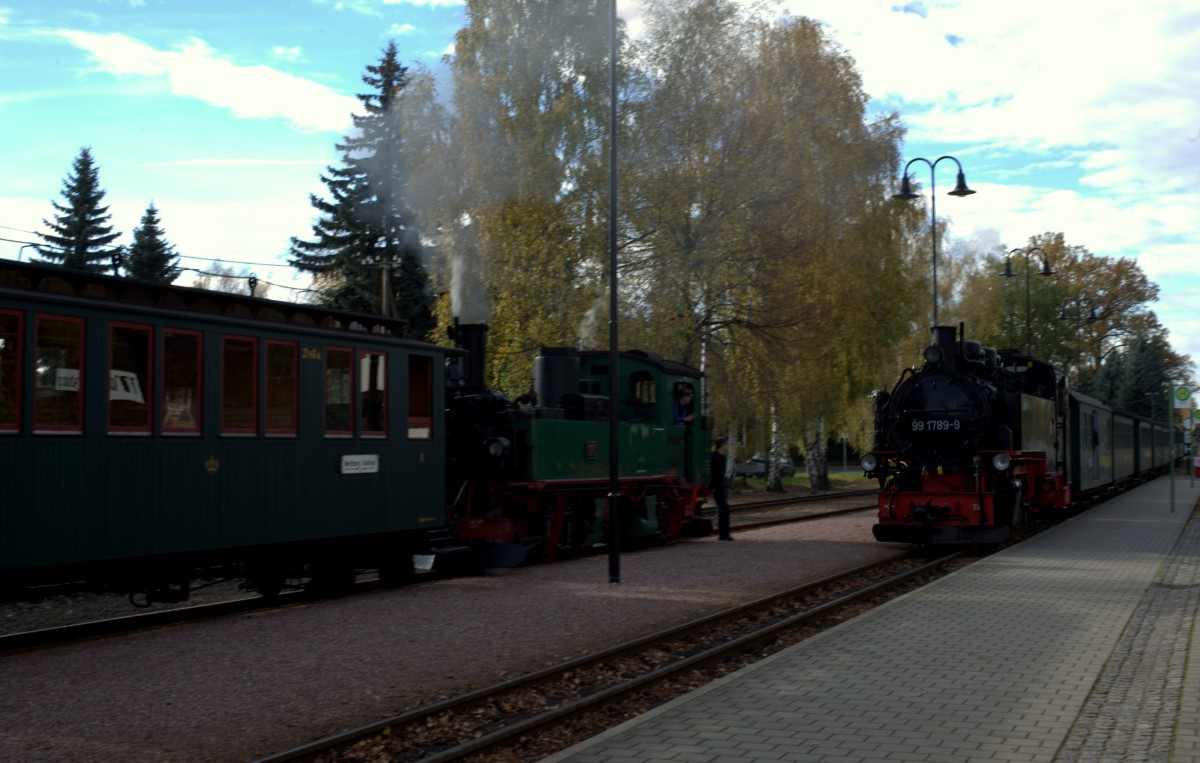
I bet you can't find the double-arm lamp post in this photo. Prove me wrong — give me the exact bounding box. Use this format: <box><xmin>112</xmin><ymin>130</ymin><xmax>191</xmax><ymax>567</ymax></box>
<box><xmin>1058</xmin><ymin>297</ymin><xmax>1099</xmax><ymax>382</ymax></box>
<box><xmin>1001</xmin><ymin>246</ymin><xmax>1053</xmax><ymax>354</ymax></box>
<box><xmin>892</xmin><ymin>156</ymin><xmax>976</xmax><ymax>327</ymax></box>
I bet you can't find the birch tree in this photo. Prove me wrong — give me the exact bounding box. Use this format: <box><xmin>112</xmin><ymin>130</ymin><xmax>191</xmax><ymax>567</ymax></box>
<box><xmin>446</xmin><ymin>0</ymin><xmax>613</xmax><ymax>394</ymax></box>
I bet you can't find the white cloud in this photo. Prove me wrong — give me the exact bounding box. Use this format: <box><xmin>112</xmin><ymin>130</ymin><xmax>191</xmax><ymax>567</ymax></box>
<box><xmin>57</xmin><ymin>30</ymin><xmax>358</xmax><ymax>133</ymax></box>
<box><xmin>272</xmin><ymin>45</ymin><xmax>303</xmax><ymax>62</ymax></box>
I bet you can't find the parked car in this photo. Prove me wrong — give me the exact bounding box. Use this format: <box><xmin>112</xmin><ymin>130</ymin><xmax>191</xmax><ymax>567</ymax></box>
<box><xmin>743</xmin><ymin>453</ymin><xmax>796</xmax><ymax>478</ymax></box>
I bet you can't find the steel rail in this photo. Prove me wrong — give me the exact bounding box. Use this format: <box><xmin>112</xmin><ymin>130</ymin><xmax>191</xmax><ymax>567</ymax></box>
<box><xmin>254</xmin><ymin>548</ymin><xmax>966</xmax><ymax>763</ymax></box>
<box><xmin>3</xmin><ymin>498</ymin><xmax>876</xmax><ymax>653</ymax></box>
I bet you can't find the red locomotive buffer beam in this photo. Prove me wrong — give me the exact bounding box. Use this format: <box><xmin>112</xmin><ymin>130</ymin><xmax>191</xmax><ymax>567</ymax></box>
<box><xmin>871</xmin><ymin>451</ymin><xmax>1069</xmax><ymax>545</ymax></box>
<box><xmin>451</xmin><ymin>476</ymin><xmax>708</xmax><ymax>566</ymax></box>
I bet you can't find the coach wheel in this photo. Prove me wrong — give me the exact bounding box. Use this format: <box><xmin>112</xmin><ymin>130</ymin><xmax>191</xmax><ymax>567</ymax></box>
<box><xmin>245</xmin><ymin>561</ymin><xmax>286</xmax><ymax>599</ymax></box>
<box><xmin>308</xmin><ymin>561</ymin><xmax>356</xmax><ymax>597</ymax></box>
<box><xmin>1013</xmin><ymin>501</ymin><xmax>1030</xmax><ymax>529</ymax></box>
<box><xmin>379</xmin><ymin>552</ymin><xmax>416</xmax><ymax>588</ymax></box>
<box><xmin>255</xmin><ymin>574</ymin><xmax>285</xmax><ymax>599</ymax></box>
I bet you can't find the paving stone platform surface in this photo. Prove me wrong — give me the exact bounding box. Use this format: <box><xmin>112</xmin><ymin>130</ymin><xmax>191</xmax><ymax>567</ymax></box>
<box><xmin>544</xmin><ymin>475</ymin><xmax>1200</xmax><ymax>763</ymax></box>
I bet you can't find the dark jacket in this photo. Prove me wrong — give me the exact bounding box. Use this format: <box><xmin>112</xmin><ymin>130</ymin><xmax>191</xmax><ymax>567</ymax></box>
<box><xmin>710</xmin><ymin>449</ymin><xmax>728</xmax><ymax>496</ymax></box>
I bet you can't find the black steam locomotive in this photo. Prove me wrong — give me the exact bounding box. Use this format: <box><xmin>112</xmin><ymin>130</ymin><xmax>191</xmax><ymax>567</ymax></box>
<box><xmin>861</xmin><ymin>325</ymin><xmax>1172</xmax><ymax>544</ymax></box>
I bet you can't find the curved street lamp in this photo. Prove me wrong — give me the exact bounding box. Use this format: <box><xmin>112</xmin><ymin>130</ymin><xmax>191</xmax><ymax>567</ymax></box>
<box><xmin>893</xmin><ymin>155</ymin><xmax>976</xmax><ymax>327</ymax></box>
<box><xmin>1000</xmin><ymin>246</ymin><xmax>1054</xmax><ymax>354</ymax></box>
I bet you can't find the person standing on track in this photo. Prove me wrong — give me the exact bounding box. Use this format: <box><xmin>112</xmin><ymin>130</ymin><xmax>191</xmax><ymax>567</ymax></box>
<box><xmin>711</xmin><ymin>436</ymin><xmax>733</xmax><ymax>541</ymax></box>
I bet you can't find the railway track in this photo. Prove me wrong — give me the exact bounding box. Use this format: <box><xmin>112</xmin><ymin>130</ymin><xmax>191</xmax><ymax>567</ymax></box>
<box><xmin>2</xmin><ymin>497</ymin><xmax>875</xmax><ymax>654</ymax></box>
<box><xmin>253</xmin><ymin>547</ymin><xmax>973</xmax><ymax>763</ymax></box>
<box><xmin>729</xmin><ymin>487</ymin><xmax>876</xmax><ymax>511</ymax></box>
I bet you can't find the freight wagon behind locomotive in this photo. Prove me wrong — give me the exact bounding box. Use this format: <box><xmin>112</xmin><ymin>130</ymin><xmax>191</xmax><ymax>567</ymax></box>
<box><xmin>862</xmin><ymin>325</ymin><xmax>1171</xmax><ymax>545</ymax></box>
<box><xmin>444</xmin><ymin>323</ymin><xmax>713</xmax><ymax>567</ymax></box>
<box><xmin>0</xmin><ymin>259</ymin><xmax>451</xmax><ymax>601</ymax></box>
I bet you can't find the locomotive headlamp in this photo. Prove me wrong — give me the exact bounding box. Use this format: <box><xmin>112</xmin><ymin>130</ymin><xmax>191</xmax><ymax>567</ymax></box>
<box><xmin>923</xmin><ymin>345</ymin><xmax>943</xmax><ymax>365</ymax></box>
<box><xmin>860</xmin><ymin>454</ymin><xmax>878</xmax><ymax>472</ymax></box>
<box><xmin>991</xmin><ymin>453</ymin><xmax>1012</xmax><ymax>471</ymax></box>
<box><xmin>485</xmin><ymin>437</ymin><xmax>511</xmax><ymax>458</ymax></box>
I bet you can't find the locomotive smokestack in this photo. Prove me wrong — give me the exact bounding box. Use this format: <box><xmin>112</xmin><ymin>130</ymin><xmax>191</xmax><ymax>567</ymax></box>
<box><xmin>927</xmin><ymin>325</ymin><xmax>958</xmax><ymax>371</ymax></box>
<box><xmin>450</xmin><ymin>320</ymin><xmax>488</xmax><ymax>395</ymax></box>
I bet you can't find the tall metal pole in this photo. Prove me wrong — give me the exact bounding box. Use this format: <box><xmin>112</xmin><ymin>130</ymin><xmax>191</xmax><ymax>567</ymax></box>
<box><xmin>929</xmin><ymin>172</ymin><xmax>938</xmax><ymax>326</ymax></box>
<box><xmin>607</xmin><ymin>0</ymin><xmax>621</xmax><ymax>584</ymax></box>
<box><xmin>1024</xmin><ymin>261</ymin><xmax>1032</xmax><ymax>351</ymax></box>
<box><xmin>1170</xmin><ymin>384</ymin><xmax>1176</xmax><ymax>513</ymax></box>
<box><xmin>1002</xmin><ymin>247</ymin><xmax>1050</xmax><ymax>354</ymax></box>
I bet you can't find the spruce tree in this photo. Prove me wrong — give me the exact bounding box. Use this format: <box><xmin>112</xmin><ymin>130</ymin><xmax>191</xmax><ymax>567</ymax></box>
<box><xmin>37</xmin><ymin>146</ymin><xmax>122</xmax><ymax>272</ymax></box>
<box><xmin>1115</xmin><ymin>334</ymin><xmax>1170</xmax><ymax>416</ymax></box>
<box><xmin>289</xmin><ymin>41</ymin><xmax>435</xmax><ymax>339</ymax></box>
<box><xmin>125</xmin><ymin>202</ymin><xmax>182</xmax><ymax>284</ymax></box>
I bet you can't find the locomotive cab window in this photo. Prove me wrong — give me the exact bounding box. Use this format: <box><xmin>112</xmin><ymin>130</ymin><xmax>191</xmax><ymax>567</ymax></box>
<box><xmin>266</xmin><ymin>340</ymin><xmax>298</xmax><ymax>436</ymax></box>
<box><xmin>324</xmin><ymin>347</ymin><xmax>354</xmax><ymax>436</ymax></box>
<box><xmin>109</xmin><ymin>323</ymin><xmax>152</xmax><ymax>433</ymax></box>
<box><xmin>222</xmin><ymin>336</ymin><xmax>257</xmax><ymax>434</ymax></box>
<box><xmin>35</xmin><ymin>314</ymin><xmax>84</xmax><ymax>432</ymax></box>
<box><xmin>631</xmin><ymin>372</ymin><xmax>656</xmax><ymax>403</ymax></box>
<box><xmin>408</xmin><ymin>355</ymin><xmax>433</xmax><ymax>439</ymax></box>
<box><xmin>630</xmin><ymin>370</ymin><xmax>656</xmax><ymax>420</ymax></box>
<box><xmin>0</xmin><ymin>310</ymin><xmax>21</xmax><ymax>432</ymax></box>
<box><xmin>162</xmin><ymin>329</ymin><xmax>201</xmax><ymax>433</ymax></box>
<box><xmin>360</xmin><ymin>350</ymin><xmax>387</xmax><ymax>437</ymax></box>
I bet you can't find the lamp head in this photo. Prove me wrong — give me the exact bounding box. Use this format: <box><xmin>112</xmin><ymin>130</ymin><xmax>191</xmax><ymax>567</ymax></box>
<box><xmin>1039</xmin><ymin>258</ymin><xmax>1054</xmax><ymax>277</ymax></box>
<box><xmin>948</xmin><ymin>171</ymin><xmax>976</xmax><ymax>197</ymax></box>
<box><xmin>1001</xmin><ymin>258</ymin><xmax>1015</xmax><ymax>278</ymax></box>
<box><xmin>892</xmin><ymin>175</ymin><xmax>919</xmax><ymax>200</ymax></box>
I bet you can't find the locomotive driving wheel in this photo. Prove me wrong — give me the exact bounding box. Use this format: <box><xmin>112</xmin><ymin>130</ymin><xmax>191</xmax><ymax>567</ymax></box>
<box><xmin>538</xmin><ymin>495</ymin><xmax>596</xmax><ymax>563</ymax></box>
<box><xmin>655</xmin><ymin>492</ymin><xmax>682</xmax><ymax>538</ymax></box>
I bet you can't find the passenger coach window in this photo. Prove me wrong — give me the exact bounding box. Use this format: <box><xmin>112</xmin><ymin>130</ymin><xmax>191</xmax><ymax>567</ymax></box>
<box><xmin>324</xmin><ymin>347</ymin><xmax>353</xmax><ymax>436</ymax></box>
<box><xmin>408</xmin><ymin>355</ymin><xmax>433</xmax><ymax>439</ymax></box>
<box><xmin>266</xmin><ymin>341</ymin><xmax>298</xmax><ymax>435</ymax></box>
<box><xmin>163</xmin><ymin>329</ymin><xmax>201</xmax><ymax>433</ymax></box>
<box><xmin>222</xmin><ymin>336</ymin><xmax>257</xmax><ymax>434</ymax></box>
<box><xmin>35</xmin><ymin>315</ymin><xmax>84</xmax><ymax>432</ymax></box>
<box><xmin>360</xmin><ymin>350</ymin><xmax>387</xmax><ymax>437</ymax></box>
<box><xmin>0</xmin><ymin>311</ymin><xmax>20</xmax><ymax>431</ymax></box>
<box><xmin>109</xmin><ymin>323</ymin><xmax>152</xmax><ymax>433</ymax></box>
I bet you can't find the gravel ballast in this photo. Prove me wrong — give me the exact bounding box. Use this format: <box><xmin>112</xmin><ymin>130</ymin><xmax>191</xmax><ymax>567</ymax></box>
<box><xmin>0</xmin><ymin>509</ymin><xmax>897</xmax><ymax>762</ymax></box>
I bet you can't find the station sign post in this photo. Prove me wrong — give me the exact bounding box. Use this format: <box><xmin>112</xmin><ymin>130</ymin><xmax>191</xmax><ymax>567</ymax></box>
<box><xmin>1171</xmin><ymin>385</ymin><xmax>1194</xmax><ymax>513</ymax></box>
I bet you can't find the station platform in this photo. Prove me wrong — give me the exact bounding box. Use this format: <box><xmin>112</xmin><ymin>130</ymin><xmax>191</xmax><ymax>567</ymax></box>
<box><xmin>544</xmin><ymin>475</ymin><xmax>1200</xmax><ymax>763</ymax></box>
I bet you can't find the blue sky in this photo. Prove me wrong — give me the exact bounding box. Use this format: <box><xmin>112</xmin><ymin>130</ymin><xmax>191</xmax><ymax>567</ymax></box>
<box><xmin>1</xmin><ymin>0</ymin><xmax>1198</xmax><ymax>378</ymax></box>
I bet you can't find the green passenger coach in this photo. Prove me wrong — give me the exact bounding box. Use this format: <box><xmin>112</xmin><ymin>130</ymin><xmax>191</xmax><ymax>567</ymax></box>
<box><xmin>0</xmin><ymin>260</ymin><xmax>450</xmax><ymax>600</ymax></box>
